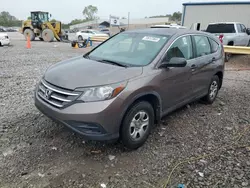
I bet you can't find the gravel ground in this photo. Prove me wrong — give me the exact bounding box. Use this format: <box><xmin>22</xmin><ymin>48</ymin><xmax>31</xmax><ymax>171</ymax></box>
<box><xmin>0</xmin><ymin>35</ymin><xmax>250</xmax><ymax>188</ymax></box>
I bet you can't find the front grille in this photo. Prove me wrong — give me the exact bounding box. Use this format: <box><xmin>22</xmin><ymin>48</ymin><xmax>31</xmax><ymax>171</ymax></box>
<box><xmin>37</xmin><ymin>80</ymin><xmax>81</xmax><ymax>108</ymax></box>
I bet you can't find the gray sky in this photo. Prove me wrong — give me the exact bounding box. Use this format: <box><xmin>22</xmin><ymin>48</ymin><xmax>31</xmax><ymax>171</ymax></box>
<box><xmin>1</xmin><ymin>0</ymin><xmax>246</xmax><ymax>23</ymax></box>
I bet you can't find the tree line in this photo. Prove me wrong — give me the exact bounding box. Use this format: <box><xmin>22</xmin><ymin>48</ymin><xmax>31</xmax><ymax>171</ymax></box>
<box><xmin>148</xmin><ymin>11</ymin><xmax>182</xmax><ymax>22</ymax></box>
<box><xmin>0</xmin><ymin>11</ymin><xmax>22</xmax><ymax>27</ymax></box>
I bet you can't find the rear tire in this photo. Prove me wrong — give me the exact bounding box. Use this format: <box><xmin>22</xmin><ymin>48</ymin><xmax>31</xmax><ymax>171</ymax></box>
<box><xmin>39</xmin><ymin>37</ymin><xmax>44</xmax><ymax>41</ymax></box>
<box><xmin>225</xmin><ymin>53</ymin><xmax>231</xmax><ymax>62</ymax></box>
<box><xmin>202</xmin><ymin>75</ymin><xmax>220</xmax><ymax>104</ymax></box>
<box><xmin>24</xmin><ymin>29</ymin><xmax>35</xmax><ymax>41</ymax></box>
<box><xmin>42</xmin><ymin>29</ymin><xmax>54</xmax><ymax>42</ymax></box>
<box><xmin>121</xmin><ymin>101</ymin><xmax>154</xmax><ymax>149</ymax></box>
<box><xmin>78</xmin><ymin>35</ymin><xmax>83</xmax><ymax>41</ymax></box>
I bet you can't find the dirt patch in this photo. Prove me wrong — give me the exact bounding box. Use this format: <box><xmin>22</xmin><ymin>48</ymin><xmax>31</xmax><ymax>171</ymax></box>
<box><xmin>226</xmin><ymin>54</ymin><xmax>250</xmax><ymax>70</ymax></box>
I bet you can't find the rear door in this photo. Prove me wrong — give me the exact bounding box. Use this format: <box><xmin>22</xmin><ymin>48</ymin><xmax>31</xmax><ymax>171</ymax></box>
<box><xmin>87</xmin><ymin>30</ymin><xmax>94</xmax><ymax>38</ymax></box>
<box><xmin>191</xmin><ymin>35</ymin><xmax>214</xmax><ymax>97</ymax></box>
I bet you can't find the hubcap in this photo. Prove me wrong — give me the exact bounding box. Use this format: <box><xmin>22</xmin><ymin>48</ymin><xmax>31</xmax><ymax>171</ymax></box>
<box><xmin>129</xmin><ymin>111</ymin><xmax>149</xmax><ymax>141</ymax></box>
<box><xmin>209</xmin><ymin>81</ymin><xmax>218</xmax><ymax>100</ymax></box>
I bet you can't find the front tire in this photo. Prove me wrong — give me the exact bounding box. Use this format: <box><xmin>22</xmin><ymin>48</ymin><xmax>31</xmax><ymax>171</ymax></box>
<box><xmin>24</xmin><ymin>29</ymin><xmax>35</xmax><ymax>41</ymax></box>
<box><xmin>202</xmin><ymin>75</ymin><xmax>220</xmax><ymax>104</ymax></box>
<box><xmin>42</xmin><ymin>29</ymin><xmax>54</xmax><ymax>42</ymax></box>
<box><xmin>121</xmin><ymin>101</ymin><xmax>154</xmax><ymax>149</ymax></box>
<box><xmin>78</xmin><ymin>35</ymin><xmax>83</xmax><ymax>41</ymax></box>
<box><xmin>225</xmin><ymin>53</ymin><xmax>231</xmax><ymax>62</ymax></box>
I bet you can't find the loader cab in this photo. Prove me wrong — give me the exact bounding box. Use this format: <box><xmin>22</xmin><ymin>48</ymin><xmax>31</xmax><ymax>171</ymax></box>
<box><xmin>31</xmin><ymin>11</ymin><xmax>49</xmax><ymax>28</ymax></box>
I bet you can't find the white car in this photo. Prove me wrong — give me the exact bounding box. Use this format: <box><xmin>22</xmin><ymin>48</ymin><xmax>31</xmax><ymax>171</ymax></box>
<box><xmin>76</xmin><ymin>29</ymin><xmax>109</xmax><ymax>41</ymax></box>
<box><xmin>0</xmin><ymin>33</ymin><xmax>10</xmax><ymax>46</ymax></box>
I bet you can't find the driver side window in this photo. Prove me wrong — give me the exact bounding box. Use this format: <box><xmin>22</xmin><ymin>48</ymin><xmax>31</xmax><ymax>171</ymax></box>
<box><xmin>165</xmin><ymin>36</ymin><xmax>193</xmax><ymax>62</ymax></box>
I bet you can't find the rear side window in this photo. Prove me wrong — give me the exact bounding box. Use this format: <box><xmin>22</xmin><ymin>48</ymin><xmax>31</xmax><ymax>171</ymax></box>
<box><xmin>209</xmin><ymin>38</ymin><xmax>219</xmax><ymax>53</ymax></box>
<box><xmin>206</xmin><ymin>24</ymin><xmax>236</xmax><ymax>33</ymax></box>
<box><xmin>194</xmin><ymin>36</ymin><xmax>211</xmax><ymax>57</ymax></box>
<box><xmin>241</xmin><ymin>24</ymin><xmax>247</xmax><ymax>33</ymax></box>
<box><xmin>237</xmin><ymin>24</ymin><xmax>243</xmax><ymax>33</ymax></box>
<box><xmin>166</xmin><ymin>36</ymin><xmax>193</xmax><ymax>61</ymax></box>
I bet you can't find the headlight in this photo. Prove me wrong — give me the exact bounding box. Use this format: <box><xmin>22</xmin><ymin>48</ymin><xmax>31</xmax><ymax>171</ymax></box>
<box><xmin>79</xmin><ymin>82</ymin><xmax>127</xmax><ymax>102</ymax></box>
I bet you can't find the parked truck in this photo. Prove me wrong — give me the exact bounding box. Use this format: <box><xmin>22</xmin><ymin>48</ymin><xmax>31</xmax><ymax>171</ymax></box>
<box><xmin>206</xmin><ymin>22</ymin><xmax>250</xmax><ymax>61</ymax></box>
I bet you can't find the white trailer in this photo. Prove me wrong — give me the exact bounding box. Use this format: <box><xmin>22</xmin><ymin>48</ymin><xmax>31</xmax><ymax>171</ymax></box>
<box><xmin>182</xmin><ymin>1</ymin><xmax>250</xmax><ymax>30</ymax></box>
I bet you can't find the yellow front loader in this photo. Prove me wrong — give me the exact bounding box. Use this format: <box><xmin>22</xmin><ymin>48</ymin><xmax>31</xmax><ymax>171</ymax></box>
<box><xmin>21</xmin><ymin>11</ymin><xmax>68</xmax><ymax>42</ymax></box>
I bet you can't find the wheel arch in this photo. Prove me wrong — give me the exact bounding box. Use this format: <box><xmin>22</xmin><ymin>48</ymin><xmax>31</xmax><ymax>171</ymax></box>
<box><xmin>227</xmin><ymin>41</ymin><xmax>234</xmax><ymax>46</ymax></box>
<box><xmin>215</xmin><ymin>71</ymin><xmax>223</xmax><ymax>89</ymax></box>
<box><xmin>23</xmin><ymin>27</ymin><xmax>32</xmax><ymax>33</ymax></box>
<box><xmin>119</xmin><ymin>91</ymin><xmax>162</xmax><ymax>129</ymax></box>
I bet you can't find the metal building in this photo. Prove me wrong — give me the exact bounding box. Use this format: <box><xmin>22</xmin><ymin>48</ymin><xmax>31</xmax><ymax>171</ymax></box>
<box><xmin>182</xmin><ymin>1</ymin><xmax>250</xmax><ymax>30</ymax></box>
<box><xmin>70</xmin><ymin>17</ymin><xmax>170</xmax><ymax>30</ymax></box>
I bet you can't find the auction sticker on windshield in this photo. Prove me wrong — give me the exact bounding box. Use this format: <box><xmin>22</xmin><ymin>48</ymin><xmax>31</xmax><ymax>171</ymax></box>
<box><xmin>142</xmin><ymin>36</ymin><xmax>160</xmax><ymax>42</ymax></box>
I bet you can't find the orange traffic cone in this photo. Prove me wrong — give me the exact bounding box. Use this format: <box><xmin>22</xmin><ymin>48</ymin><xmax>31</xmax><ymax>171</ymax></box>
<box><xmin>74</xmin><ymin>42</ymin><xmax>79</xmax><ymax>49</ymax></box>
<box><xmin>26</xmin><ymin>36</ymin><xmax>31</xmax><ymax>49</ymax></box>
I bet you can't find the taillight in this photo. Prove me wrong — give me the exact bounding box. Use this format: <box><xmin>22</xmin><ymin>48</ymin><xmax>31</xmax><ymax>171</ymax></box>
<box><xmin>219</xmin><ymin>34</ymin><xmax>224</xmax><ymax>43</ymax></box>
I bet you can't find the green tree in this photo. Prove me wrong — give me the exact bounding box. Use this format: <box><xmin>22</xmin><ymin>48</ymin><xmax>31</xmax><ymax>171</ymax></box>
<box><xmin>62</xmin><ymin>23</ymin><xmax>70</xmax><ymax>29</ymax></box>
<box><xmin>82</xmin><ymin>5</ymin><xmax>98</xmax><ymax>20</ymax></box>
<box><xmin>171</xmin><ymin>11</ymin><xmax>182</xmax><ymax>21</ymax></box>
<box><xmin>27</xmin><ymin>16</ymin><xmax>31</xmax><ymax>20</ymax></box>
<box><xmin>0</xmin><ymin>11</ymin><xmax>22</xmax><ymax>27</ymax></box>
<box><xmin>70</xmin><ymin>19</ymin><xmax>85</xmax><ymax>25</ymax></box>
<box><xmin>50</xmin><ymin>19</ymin><xmax>57</xmax><ymax>22</ymax></box>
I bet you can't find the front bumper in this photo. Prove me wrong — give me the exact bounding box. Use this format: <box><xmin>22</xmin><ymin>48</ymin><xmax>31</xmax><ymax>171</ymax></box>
<box><xmin>34</xmin><ymin>91</ymin><xmax>124</xmax><ymax>141</ymax></box>
<box><xmin>1</xmin><ymin>39</ymin><xmax>10</xmax><ymax>46</ymax></box>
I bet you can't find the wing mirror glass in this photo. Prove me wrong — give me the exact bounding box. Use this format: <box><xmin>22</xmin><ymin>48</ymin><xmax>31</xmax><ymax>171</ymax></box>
<box><xmin>246</xmin><ymin>28</ymin><xmax>250</xmax><ymax>35</ymax></box>
<box><xmin>160</xmin><ymin>57</ymin><xmax>187</xmax><ymax>68</ymax></box>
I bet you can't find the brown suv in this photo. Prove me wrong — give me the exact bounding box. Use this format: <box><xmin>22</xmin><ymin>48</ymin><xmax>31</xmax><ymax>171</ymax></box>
<box><xmin>35</xmin><ymin>28</ymin><xmax>225</xmax><ymax>149</ymax></box>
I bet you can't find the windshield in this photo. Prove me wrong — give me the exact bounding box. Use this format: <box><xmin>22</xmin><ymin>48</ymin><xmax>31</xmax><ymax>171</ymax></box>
<box><xmin>88</xmin><ymin>33</ymin><xmax>170</xmax><ymax>66</ymax></box>
<box><xmin>206</xmin><ymin>24</ymin><xmax>236</xmax><ymax>33</ymax></box>
<box><xmin>31</xmin><ymin>12</ymin><xmax>49</xmax><ymax>22</ymax></box>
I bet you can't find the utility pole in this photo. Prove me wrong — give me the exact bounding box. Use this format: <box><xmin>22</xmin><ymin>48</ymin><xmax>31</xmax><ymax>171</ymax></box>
<box><xmin>128</xmin><ymin>12</ymin><xmax>130</xmax><ymax>30</ymax></box>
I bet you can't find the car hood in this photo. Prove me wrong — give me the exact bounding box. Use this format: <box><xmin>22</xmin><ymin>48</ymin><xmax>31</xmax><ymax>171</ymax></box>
<box><xmin>44</xmin><ymin>56</ymin><xmax>143</xmax><ymax>90</ymax></box>
<box><xmin>0</xmin><ymin>33</ymin><xmax>8</xmax><ymax>37</ymax></box>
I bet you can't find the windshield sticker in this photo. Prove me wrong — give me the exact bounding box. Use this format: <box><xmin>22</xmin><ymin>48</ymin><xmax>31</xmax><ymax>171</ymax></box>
<box><xmin>142</xmin><ymin>36</ymin><xmax>160</xmax><ymax>42</ymax></box>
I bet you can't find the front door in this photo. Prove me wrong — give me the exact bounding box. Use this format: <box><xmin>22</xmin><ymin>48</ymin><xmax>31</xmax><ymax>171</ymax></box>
<box><xmin>240</xmin><ymin>24</ymin><xmax>250</xmax><ymax>46</ymax></box>
<box><xmin>159</xmin><ymin>35</ymin><xmax>195</xmax><ymax>111</ymax></box>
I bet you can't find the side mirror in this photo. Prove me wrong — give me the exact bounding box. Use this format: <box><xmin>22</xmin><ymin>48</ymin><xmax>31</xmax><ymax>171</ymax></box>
<box><xmin>246</xmin><ymin>28</ymin><xmax>250</xmax><ymax>35</ymax></box>
<box><xmin>160</xmin><ymin>57</ymin><xmax>187</xmax><ymax>68</ymax></box>
<box><xmin>50</xmin><ymin>14</ymin><xmax>52</xmax><ymax>18</ymax></box>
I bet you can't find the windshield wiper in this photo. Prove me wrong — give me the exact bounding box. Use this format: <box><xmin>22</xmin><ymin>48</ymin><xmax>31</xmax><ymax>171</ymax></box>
<box><xmin>83</xmin><ymin>54</ymin><xmax>90</xmax><ymax>59</ymax></box>
<box><xmin>98</xmin><ymin>59</ymin><xmax>128</xmax><ymax>67</ymax></box>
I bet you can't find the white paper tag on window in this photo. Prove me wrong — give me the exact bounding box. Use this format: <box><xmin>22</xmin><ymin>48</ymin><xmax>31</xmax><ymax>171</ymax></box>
<box><xmin>142</xmin><ymin>36</ymin><xmax>160</xmax><ymax>42</ymax></box>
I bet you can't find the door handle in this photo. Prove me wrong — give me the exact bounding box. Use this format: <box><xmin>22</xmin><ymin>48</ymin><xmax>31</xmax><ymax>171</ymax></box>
<box><xmin>209</xmin><ymin>57</ymin><xmax>216</xmax><ymax>63</ymax></box>
<box><xmin>191</xmin><ymin>64</ymin><xmax>196</xmax><ymax>72</ymax></box>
